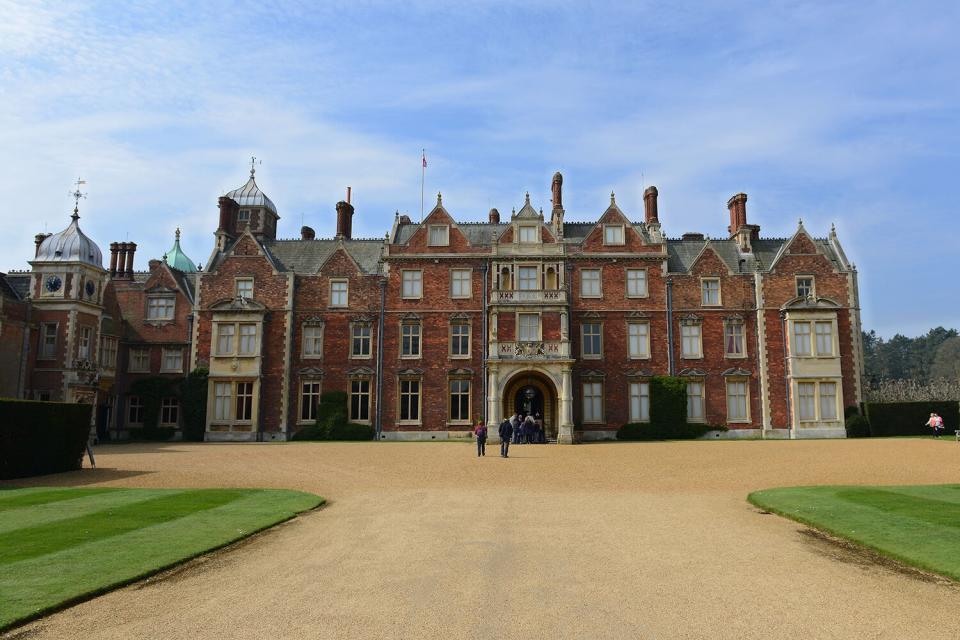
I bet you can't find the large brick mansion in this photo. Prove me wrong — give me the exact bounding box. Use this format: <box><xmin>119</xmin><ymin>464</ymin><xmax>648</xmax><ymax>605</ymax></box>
<box><xmin>0</xmin><ymin>168</ymin><xmax>864</xmax><ymax>442</ymax></box>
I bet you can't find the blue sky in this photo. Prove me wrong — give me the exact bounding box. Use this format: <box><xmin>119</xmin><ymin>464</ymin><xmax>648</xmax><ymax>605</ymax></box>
<box><xmin>1</xmin><ymin>1</ymin><xmax>957</xmax><ymax>337</ymax></box>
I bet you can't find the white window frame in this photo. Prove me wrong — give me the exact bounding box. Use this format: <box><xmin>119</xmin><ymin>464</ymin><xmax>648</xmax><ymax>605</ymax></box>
<box><xmin>127</xmin><ymin>395</ymin><xmax>144</xmax><ymax>426</ymax></box>
<box><xmin>603</xmin><ymin>224</ymin><xmax>625</xmax><ymax>246</ymax></box>
<box><xmin>302</xmin><ymin>324</ymin><xmax>324</xmax><ymax>359</ymax></box>
<box><xmin>213</xmin><ymin>382</ymin><xmax>232</xmax><ymax>422</ymax></box>
<box><xmin>792</xmin><ymin>321</ymin><xmax>812</xmax><ymax>357</ymax></box>
<box><xmin>160</xmin><ymin>397</ymin><xmax>179</xmax><ymax>426</ymax></box>
<box><xmin>238</xmin><ymin>323</ymin><xmax>258</xmax><ymax>356</ymax></box>
<box><xmin>450</xmin><ymin>321</ymin><xmax>471</xmax><ymax>358</ymax></box>
<box><xmin>330</xmin><ymin>279</ymin><xmax>349</xmax><ymax>307</ymax></box>
<box><xmin>401</xmin><ymin>270</ymin><xmax>423</xmax><ymax>299</ymax></box>
<box><xmin>580</xmin><ymin>269</ymin><xmax>602</xmax><ymax>298</ymax></box>
<box><xmin>77</xmin><ymin>326</ymin><xmax>92</xmax><ymax>360</ymax></box>
<box><xmin>450</xmin><ymin>269</ymin><xmax>472</xmax><ymax>299</ymax></box>
<box><xmin>517</xmin><ymin>266</ymin><xmax>539</xmax><ymax>291</ymax></box>
<box><xmin>725</xmin><ymin>378</ymin><xmax>750</xmax><ymax>423</ymax></box>
<box><xmin>681</xmin><ymin>323</ymin><xmax>703</xmax><ymax>359</ymax></box>
<box><xmin>815</xmin><ymin>321</ymin><xmax>834</xmax><ymax>356</ymax></box>
<box><xmin>796</xmin><ymin>276</ymin><xmax>815</xmax><ymax>299</ymax></box>
<box><xmin>398</xmin><ymin>377</ymin><xmax>422</xmax><ymax>424</ymax></box>
<box><xmin>299</xmin><ymin>380</ymin><xmax>322</xmax><ymax>424</ymax></box>
<box><xmin>428</xmin><ymin>225</ymin><xmax>450</xmax><ymax>247</ymax></box>
<box><xmin>448</xmin><ymin>378</ymin><xmax>472</xmax><ymax>424</ymax></box>
<box><xmin>518</xmin><ymin>225</ymin><xmax>538</xmax><ymax>243</ymax></box>
<box><xmin>99</xmin><ymin>336</ymin><xmax>118</xmax><ymax>369</ymax></box>
<box><xmin>235</xmin><ymin>278</ymin><xmax>254</xmax><ymax>300</ymax></box>
<box><xmin>629</xmin><ymin>381</ymin><xmax>650</xmax><ymax>423</ymax></box>
<box><xmin>701</xmin><ymin>278</ymin><xmax>721</xmax><ymax>306</ymax></box>
<box><xmin>686</xmin><ymin>381</ymin><xmax>705</xmax><ymax>423</ymax></box>
<box><xmin>235</xmin><ymin>381</ymin><xmax>254</xmax><ymax>422</ymax></box>
<box><xmin>517</xmin><ymin>312</ymin><xmax>541</xmax><ymax>342</ymax></box>
<box><xmin>40</xmin><ymin>323</ymin><xmax>58</xmax><ymax>359</ymax></box>
<box><xmin>724</xmin><ymin>321</ymin><xmax>746</xmax><ymax>358</ymax></box>
<box><xmin>582</xmin><ymin>381</ymin><xmax>604</xmax><ymax>424</ymax></box>
<box><xmin>161</xmin><ymin>347</ymin><xmax>183</xmax><ymax>372</ymax></box>
<box><xmin>129</xmin><ymin>347</ymin><xmax>150</xmax><ymax>373</ymax></box>
<box><xmin>349</xmin><ymin>377</ymin><xmax>372</xmax><ymax>423</ymax></box>
<box><xmin>797</xmin><ymin>380</ymin><xmax>840</xmax><ymax>422</ymax></box>
<box><xmin>216</xmin><ymin>323</ymin><xmax>235</xmax><ymax>356</ymax></box>
<box><xmin>146</xmin><ymin>295</ymin><xmax>175</xmax><ymax>321</ymax></box>
<box><xmin>581</xmin><ymin>322</ymin><xmax>603</xmax><ymax>359</ymax></box>
<box><xmin>628</xmin><ymin>322</ymin><xmax>650</xmax><ymax>359</ymax></box>
<box><xmin>351</xmin><ymin>322</ymin><xmax>372</xmax><ymax>358</ymax></box>
<box><xmin>626</xmin><ymin>269</ymin><xmax>648</xmax><ymax>298</ymax></box>
<box><xmin>400</xmin><ymin>321</ymin><xmax>422</xmax><ymax>359</ymax></box>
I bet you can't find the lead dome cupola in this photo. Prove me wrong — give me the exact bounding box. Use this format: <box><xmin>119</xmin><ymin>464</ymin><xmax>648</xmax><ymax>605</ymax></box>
<box><xmin>35</xmin><ymin>208</ymin><xmax>103</xmax><ymax>268</ymax></box>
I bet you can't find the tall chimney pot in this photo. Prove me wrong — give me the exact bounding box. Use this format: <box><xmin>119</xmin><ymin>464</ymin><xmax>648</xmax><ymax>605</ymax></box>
<box><xmin>124</xmin><ymin>242</ymin><xmax>137</xmax><ymax>276</ymax></box>
<box><xmin>109</xmin><ymin>242</ymin><xmax>119</xmax><ymax>276</ymax></box>
<box><xmin>643</xmin><ymin>186</ymin><xmax>659</xmax><ymax>224</ymax></box>
<box><xmin>335</xmin><ymin>201</ymin><xmax>355</xmax><ymax>240</ymax></box>
<box><xmin>489</xmin><ymin>208</ymin><xmax>501</xmax><ymax>224</ymax></box>
<box><xmin>301</xmin><ymin>226</ymin><xmax>316</xmax><ymax>240</ymax></box>
<box><xmin>727</xmin><ymin>193</ymin><xmax>748</xmax><ymax>235</ymax></box>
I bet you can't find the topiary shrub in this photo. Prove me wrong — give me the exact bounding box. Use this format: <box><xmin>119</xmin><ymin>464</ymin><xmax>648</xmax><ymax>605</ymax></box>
<box><xmin>0</xmin><ymin>399</ymin><xmax>92</xmax><ymax>479</ymax></box>
<box><xmin>616</xmin><ymin>422</ymin><xmax>724</xmax><ymax>441</ymax></box>
<box><xmin>844</xmin><ymin>405</ymin><xmax>861</xmax><ymax>419</ymax></box>
<box><xmin>649</xmin><ymin>376</ymin><xmax>687</xmax><ymax>424</ymax></box>
<box><xmin>327</xmin><ymin>422</ymin><xmax>375</xmax><ymax>441</ymax></box>
<box><xmin>845</xmin><ymin>415</ymin><xmax>871</xmax><ymax>438</ymax></box>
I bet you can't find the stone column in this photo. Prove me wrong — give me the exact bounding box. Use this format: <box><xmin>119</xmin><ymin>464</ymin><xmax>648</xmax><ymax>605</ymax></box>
<box><xmin>487</xmin><ymin>366</ymin><xmax>500</xmax><ymax>441</ymax></box>
<box><xmin>557</xmin><ymin>367</ymin><xmax>575</xmax><ymax>444</ymax></box>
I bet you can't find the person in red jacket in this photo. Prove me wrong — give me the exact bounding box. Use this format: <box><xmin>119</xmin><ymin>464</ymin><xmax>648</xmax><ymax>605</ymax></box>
<box><xmin>474</xmin><ymin>420</ymin><xmax>488</xmax><ymax>456</ymax></box>
<box><xmin>925</xmin><ymin>412</ymin><xmax>944</xmax><ymax>438</ymax></box>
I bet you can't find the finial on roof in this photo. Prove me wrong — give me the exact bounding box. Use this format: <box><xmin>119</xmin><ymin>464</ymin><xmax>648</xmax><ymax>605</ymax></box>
<box><xmin>437</xmin><ymin>191</ymin><xmax>442</xmax><ymax>204</ymax></box>
<box><xmin>69</xmin><ymin>177</ymin><xmax>87</xmax><ymax>221</ymax></box>
<box><xmin>539</xmin><ymin>207</ymin><xmax>543</xmax><ymax>215</ymax></box>
<box><xmin>175</xmin><ymin>227</ymin><xmax>181</xmax><ymax>241</ymax></box>
<box><xmin>610</xmin><ymin>191</ymin><xmax>616</xmax><ymax>204</ymax></box>
<box><xmin>250</xmin><ymin>156</ymin><xmax>258</xmax><ymax>178</ymax></box>
<box><xmin>395</xmin><ymin>210</ymin><xmax>400</xmax><ymax>219</ymax></box>
<box><xmin>512</xmin><ymin>207</ymin><xmax>516</xmax><ymax>215</ymax></box>
<box><xmin>830</xmin><ymin>222</ymin><xmax>836</xmax><ymax>234</ymax></box>
<box><xmin>525</xmin><ymin>192</ymin><xmax>531</xmax><ymax>205</ymax></box>
<box><xmin>798</xmin><ymin>217</ymin><xmax>804</xmax><ymax>226</ymax></box>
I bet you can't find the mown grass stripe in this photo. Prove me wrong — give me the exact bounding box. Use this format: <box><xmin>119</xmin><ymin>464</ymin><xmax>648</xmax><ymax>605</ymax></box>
<box><xmin>0</xmin><ymin>490</ymin><xmax>173</xmax><ymax>535</ymax></box>
<box><xmin>0</xmin><ymin>488</ymin><xmax>116</xmax><ymax>512</ymax></box>
<box><xmin>836</xmin><ymin>487</ymin><xmax>960</xmax><ymax>529</ymax></box>
<box><xmin>0</xmin><ymin>488</ymin><xmax>323</xmax><ymax>631</ymax></box>
<box><xmin>0</xmin><ymin>489</ymin><xmax>247</xmax><ymax>564</ymax></box>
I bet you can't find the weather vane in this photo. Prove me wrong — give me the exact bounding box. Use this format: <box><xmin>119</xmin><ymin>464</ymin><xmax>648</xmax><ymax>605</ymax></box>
<box><xmin>69</xmin><ymin>177</ymin><xmax>87</xmax><ymax>218</ymax></box>
<box><xmin>250</xmin><ymin>156</ymin><xmax>261</xmax><ymax>177</ymax></box>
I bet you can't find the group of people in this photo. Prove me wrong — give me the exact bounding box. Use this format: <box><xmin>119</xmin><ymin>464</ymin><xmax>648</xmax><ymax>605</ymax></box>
<box><xmin>472</xmin><ymin>412</ymin><xmax>547</xmax><ymax>458</ymax></box>
<box><xmin>926</xmin><ymin>412</ymin><xmax>947</xmax><ymax>437</ymax></box>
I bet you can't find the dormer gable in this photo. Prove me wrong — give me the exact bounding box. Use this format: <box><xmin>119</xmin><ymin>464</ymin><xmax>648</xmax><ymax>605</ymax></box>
<box><xmin>687</xmin><ymin>241</ymin><xmax>735</xmax><ymax>276</ymax></box>
<box><xmin>767</xmin><ymin>222</ymin><xmax>838</xmax><ymax>273</ymax></box>
<box><xmin>317</xmin><ymin>244</ymin><xmax>364</xmax><ymax>276</ymax></box>
<box><xmin>579</xmin><ymin>194</ymin><xmax>651</xmax><ymax>252</ymax></box>
<box><xmin>397</xmin><ymin>195</ymin><xmax>475</xmax><ymax>251</ymax></box>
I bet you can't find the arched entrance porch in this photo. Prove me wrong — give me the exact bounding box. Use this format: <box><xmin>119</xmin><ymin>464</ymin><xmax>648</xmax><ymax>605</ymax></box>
<box><xmin>501</xmin><ymin>370</ymin><xmax>558</xmax><ymax>440</ymax></box>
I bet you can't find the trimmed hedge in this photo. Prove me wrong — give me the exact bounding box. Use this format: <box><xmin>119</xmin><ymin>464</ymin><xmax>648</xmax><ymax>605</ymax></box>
<box><xmin>292</xmin><ymin>391</ymin><xmax>374</xmax><ymax>441</ymax></box>
<box><xmin>0</xmin><ymin>399</ymin><xmax>92</xmax><ymax>479</ymax></box>
<box><xmin>863</xmin><ymin>401</ymin><xmax>959</xmax><ymax>437</ymax></box>
<box><xmin>844</xmin><ymin>415</ymin><xmax>871</xmax><ymax>438</ymax></box>
<box><xmin>616</xmin><ymin>376</ymin><xmax>726</xmax><ymax>440</ymax></box>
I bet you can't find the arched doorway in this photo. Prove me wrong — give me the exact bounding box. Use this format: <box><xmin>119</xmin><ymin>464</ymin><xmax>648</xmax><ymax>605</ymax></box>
<box><xmin>501</xmin><ymin>370</ymin><xmax>558</xmax><ymax>440</ymax></box>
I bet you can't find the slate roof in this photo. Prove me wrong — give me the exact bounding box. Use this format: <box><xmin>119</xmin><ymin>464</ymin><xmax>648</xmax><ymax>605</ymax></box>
<box><xmin>0</xmin><ymin>273</ymin><xmax>23</xmax><ymax>300</ymax></box>
<box><xmin>665</xmin><ymin>238</ymin><xmax>841</xmax><ymax>273</ymax></box>
<box><xmin>264</xmin><ymin>239</ymin><xmax>384</xmax><ymax>275</ymax></box>
<box><xmin>4</xmin><ymin>273</ymin><xmax>30</xmax><ymax>299</ymax></box>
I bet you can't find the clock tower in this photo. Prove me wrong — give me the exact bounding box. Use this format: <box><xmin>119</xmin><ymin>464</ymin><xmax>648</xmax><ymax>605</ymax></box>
<box><xmin>27</xmin><ymin>180</ymin><xmax>107</xmax><ymax>407</ymax></box>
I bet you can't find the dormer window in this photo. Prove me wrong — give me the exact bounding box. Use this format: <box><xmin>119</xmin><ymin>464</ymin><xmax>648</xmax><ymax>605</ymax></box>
<box><xmin>603</xmin><ymin>225</ymin><xmax>625</xmax><ymax>245</ymax></box>
<box><xmin>518</xmin><ymin>225</ymin><xmax>538</xmax><ymax>243</ymax></box>
<box><xmin>146</xmin><ymin>295</ymin><xmax>175</xmax><ymax>321</ymax></box>
<box><xmin>238</xmin><ymin>209</ymin><xmax>251</xmax><ymax>224</ymax></box>
<box><xmin>428</xmin><ymin>225</ymin><xmax>449</xmax><ymax>246</ymax></box>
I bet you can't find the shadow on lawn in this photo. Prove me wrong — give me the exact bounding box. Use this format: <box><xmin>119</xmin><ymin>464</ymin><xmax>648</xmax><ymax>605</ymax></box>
<box><xmin>1</xmin><ymin>468</ymin><xmax>153</xmax><ymax>489</ymax></box>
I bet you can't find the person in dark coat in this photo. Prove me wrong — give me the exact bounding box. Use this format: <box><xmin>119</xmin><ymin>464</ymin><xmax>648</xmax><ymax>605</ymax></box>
<box><xmin>511</xmin><ymin>413</ymin><xmax>522</xmax><ymax>444</ymax></box>
<box><xmin>474</xmin><ymin>420</ymin><xmax>487</xmax><ymax>457</ymax></box>
<box><xmin>523</xmin><ymin>413</ymin><xmax>536</xmax><ymax>444</ymax></box>
<box><xmin>498</xmin><ymin>418</ymin><xmax>513</xmax><ymax>458</ymax></box>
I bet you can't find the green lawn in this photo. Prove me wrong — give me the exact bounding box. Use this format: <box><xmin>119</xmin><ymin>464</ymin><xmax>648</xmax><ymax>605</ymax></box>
<box><xmin>748</xmin><ymin>484</ymin><xmax>960</xmax><ymax>581</ymax></box>
<box><xmin>0</xmin><ymin>487</ymin><xmax>323</xmax><ymax>631</ymax></box>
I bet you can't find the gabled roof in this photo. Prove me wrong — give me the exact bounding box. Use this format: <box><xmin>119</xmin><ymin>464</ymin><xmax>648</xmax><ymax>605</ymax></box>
<box><xmin>264</xmin><ymin>239</ymin><xmax>383</xmax><ymax>275</ymax></box>
<box><xmin>665</xmin><ymin>237</ymin><xmax>842</xmax><ymax>274</ymax></box>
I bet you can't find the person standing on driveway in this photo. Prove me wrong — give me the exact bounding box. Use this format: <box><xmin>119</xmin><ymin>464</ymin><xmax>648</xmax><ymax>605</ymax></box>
<box><xmin>474</xmin><ymin>420</ymin><xmax>487</xmax><ymax>457</ymax></box>
<box><xmin>499</xmin><ymin>418</ymin><xmax>513</xmax><ymax>458</ymax></box>
<box><xmin>926</xmin><ymin>412</ymin><xmax>944</xmax><ymax>437</ymax></box>
<box><xmin>510</xmin><ymin>413</ymin><xmax>521</xmax><ymax>444</ymax></box>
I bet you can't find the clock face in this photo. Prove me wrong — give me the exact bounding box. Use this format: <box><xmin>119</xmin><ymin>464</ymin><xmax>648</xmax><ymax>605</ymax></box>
<box><xmin>85</xmin><ymin>281</ymin><xmax>96</xmax><ymax>297</ymax></box>
<box><xmin>45</xmin><ymin>275</ymin><xmax>62</xmax><ymax>293</ymax></box>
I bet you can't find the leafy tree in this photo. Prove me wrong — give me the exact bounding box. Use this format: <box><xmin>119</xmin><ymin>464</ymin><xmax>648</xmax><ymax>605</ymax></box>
<box><xmin>931</xmin><ymin>337</ymin><xmax>960</xmax><ymax>382</ymax></box>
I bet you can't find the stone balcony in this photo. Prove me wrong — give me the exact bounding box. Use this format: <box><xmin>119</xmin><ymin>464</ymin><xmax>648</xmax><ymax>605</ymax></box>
<box><xmin>490</xmin><ymin>289</ymin><xmax>567</xmax><ymax>305</ymax></box>
<box><xmin>495</xmin><ymin>340</ymin><xmax>569</xmax><ymax>360</ymax></box>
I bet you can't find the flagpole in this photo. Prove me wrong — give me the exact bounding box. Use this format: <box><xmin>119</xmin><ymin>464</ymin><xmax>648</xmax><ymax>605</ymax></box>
<box><xmin>420</xmin><ymin>148</ymin><xmax>425</xmax><ymax>222</ymax></box>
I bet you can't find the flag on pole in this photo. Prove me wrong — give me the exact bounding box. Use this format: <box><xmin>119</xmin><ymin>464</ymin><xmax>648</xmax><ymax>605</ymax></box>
<box><xmin>422</xmin><ymin>151</ymin><xmax>427</xmax><ymax>168</ymax></box>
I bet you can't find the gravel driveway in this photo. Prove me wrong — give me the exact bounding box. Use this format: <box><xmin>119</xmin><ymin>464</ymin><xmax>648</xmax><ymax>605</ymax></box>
<box><xmin>4</xmin><ymin>439</ymin><xmax>960</xmax><ymax>639</ymax></box>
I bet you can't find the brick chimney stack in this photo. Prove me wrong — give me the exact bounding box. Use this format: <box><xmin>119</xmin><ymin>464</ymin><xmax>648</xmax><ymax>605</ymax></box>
<box><xmin>335</xmin><ymin>201</ymin><xmax>354</xmax><ymax>240</ymax></box>
<box><xmin>124</xmin><ymin>242</ymin><xmax>137</xmax><ymax>276</ymax></box>
<box><xmin>727</xmin><ymin>193</ymin><xmax>748</xmax><ymax>234</ymax></box>
<box><xmin>301</xmin><ymin>226</ymin><xmax>316</xmax><ymax>240</ymax></box>
<box><xmin>109</xmin><ymin>242</ymin><xmax>119</xmax><ymax>276</ymax></box>
<box><xmin>643</xmin><ymin>186</ymin><xmax>659</xmax><ymax>224</ymax></box>
<box><xmin>489</xmin><ymin>208</ymin><xmax>500</xmax><ymax>224</ymax></box>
